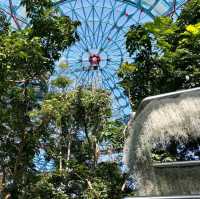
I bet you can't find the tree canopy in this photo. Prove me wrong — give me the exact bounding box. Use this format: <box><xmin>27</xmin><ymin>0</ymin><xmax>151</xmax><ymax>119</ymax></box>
<box><xmin>1</xmin><ymin>0</ymin><xmax>200</xmax><ymax>198</ymax></box>
<box><xmin>0</xmin><ymin>0</ymin><xmax>79</xmax><ymax>197</ymax></box>
<box><xmin>28</xmin><ymin>86</ymin><xmax>129</xmax><ymax>199</ymax></box>
<box><xmin>118</xmin><ymin>0</ymin><xmax>200</xmax><ymax>110</ymax></box>
<box><xmin>0</xmin><ymin>1</ymin><xmax>129</xmax><ymax>197</ymax></box>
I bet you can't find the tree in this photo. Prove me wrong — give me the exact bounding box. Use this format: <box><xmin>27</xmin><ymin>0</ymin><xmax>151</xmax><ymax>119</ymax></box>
<box><xmin>178</xmin><ymin>0</ymin><xmax>200</xmax><ymax>26</ymax></box>
<box><xmin>118</xmin><ymin>0</ymin><xmax>200</xmax><ymax>111</ymax></box>
<box><xmin>118</xmin><ymin>24</ymin><xmax>163</xmax><ymax>109</ymax></box>
<box><xmin>0</xmin><ymin>1</ymin><xmax>135</xmax><ymax>198</ymax></box>
<box><xmin>32</xmin><ymin>87</ymin><xmax>112</xmax><ymax>167</ymax></box>
<box><xmin>29</xmin><ymin>82</ymin><xmax>131</xmax><ymax>198</ymax></box>
<box><xmin>118</xmin><ymin>0</ymin><xmax>200</xmax><ymax>165</ymax></box>
<box><xmin>0</xmin><ymin>0</ymin><xmax>79</xmax><ymax>197</ymax></box>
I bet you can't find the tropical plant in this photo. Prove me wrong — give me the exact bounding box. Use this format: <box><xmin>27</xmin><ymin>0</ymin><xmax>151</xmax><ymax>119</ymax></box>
<box><xmin>118</xmin><ymin>0</ymin><xmax>200</xmax><ymax>111</ymax></box>
<box><xmin>0</xmin><ymin>0</ymin><xmax>79</xmax><ymax>197</ymax></box>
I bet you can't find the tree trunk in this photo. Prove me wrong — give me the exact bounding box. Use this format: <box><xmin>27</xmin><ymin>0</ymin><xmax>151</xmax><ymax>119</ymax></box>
<box><xmin>67</xmin><ymin>134</ymin><xmax>71</xmax><ymax>162</ymax></box>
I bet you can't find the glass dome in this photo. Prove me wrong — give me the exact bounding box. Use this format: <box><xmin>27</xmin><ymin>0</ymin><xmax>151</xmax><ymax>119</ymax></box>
<box><xmin>0</xmin><ymin>0</ymin><xmax>187</xmax><ymax>120</ymax></box>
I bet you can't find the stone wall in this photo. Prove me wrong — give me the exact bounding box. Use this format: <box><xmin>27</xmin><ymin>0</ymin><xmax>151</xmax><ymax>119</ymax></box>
<box><xmin>134</xmin><ymin>162</ymin><xmax>200</xmax><ymax>196</ymax></box>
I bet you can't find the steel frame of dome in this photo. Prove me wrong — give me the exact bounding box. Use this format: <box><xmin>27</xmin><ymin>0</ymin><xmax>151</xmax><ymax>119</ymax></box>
<box><xmin>0</xmin><ymin>0</ymin><xmax>187</xmax><ymax>121</ymax></box>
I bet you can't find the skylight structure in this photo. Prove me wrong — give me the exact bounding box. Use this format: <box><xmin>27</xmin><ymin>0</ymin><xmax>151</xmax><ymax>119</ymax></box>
<box><xmin>0</xmin><ymin>0</ymin><xmax>187</xmax><ymax>120</ymax></box>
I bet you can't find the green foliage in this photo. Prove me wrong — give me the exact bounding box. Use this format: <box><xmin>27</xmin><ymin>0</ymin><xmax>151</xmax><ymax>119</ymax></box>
<box><xmin>151</xmin><ymin>149</ymin><xmax>176</xmax><ymax>163</ymax></box>
<box><xmin>22</xmin><ymin>162</ymin><xmax>127</xmax><ymax>199</ymax></box>
<box><xmin>178</xmin><ymin>0</ymin><xmax>200</xmax><ymax>26</ymax></box>
<box><xmin>51</xmin><ymin>76</ymin><xmax>72</xmax><ymax>89</ymax></box>
<box><xmin>0</xmin><ymin>1</ymin><xmax>79</xmax><ymax>197</ymax></box>
<box><xmin>58</xmin><ymin>59</ymin><xmax>69</xmax><ymax>69</ymax></box>
<box><xmin>25</xmin><ymin>173</ymin><xmax>70</xmax><ymax>199</ymax></box>
<box><xmin>151</xmin><ymin>137</ymin><xmax>200</xmax><ymax>163</ymax></box>
<box><xmin>21</xmin><ymin>0</ymin><xmax>52</xmax><ymax>18</ymax></box>
<box><xmin>0</xmin><ymin>13</ymin><xmax>9</xmax><ymax>34</ymax></box>
<box><xmin>125</xmin><ymin>25</ymin><xmax>152</xmax><ymax>56</ymax></box>
<box><xmin>118</xmin><ymin>0</ymin><xmax>200</xmax><ymax>111</ymax></box>
<box><xmin>29</xmin><ymin>84</ymin><xmax>133</xmax><ymax>198</ymax></box>
<box><xmin>100</xmin><ymin>120</ymin><xmax>126</xmax><ymax>149</ymax></box>
<box><xmin>0</xmin><ymin>1</ymin><xmax>132</xmax><ymax>198</ymax></box>
<box><xmin>144</xmin><ymin>16</ymin><xmax>178</xmax><ymax>51</ymax></box>
<box><xmin>32</xmin><ymin>88</ymin><xmax>112</xmax><ymax>166</ymax></box>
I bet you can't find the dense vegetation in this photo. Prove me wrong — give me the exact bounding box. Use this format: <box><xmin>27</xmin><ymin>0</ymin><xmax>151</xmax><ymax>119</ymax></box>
<box><xmin>0</xmin><ymin>0</ymin><xmax>200</xmax><ymax>198</ymax></box>
<box><xmin>0</xmin><ymin>1</ymin><xmax>129</xmax><ymax>198</ymax></box>
<box><xmin>0</xmin><ymin>0</ymin><xmax>79</xmax><ymax>197</ymax></box>
<box><xmin>118</xmin><ymin>0</ymin><xmax>200</xmax><ymax>163</ymax></box>
<box><xmin>118</xmin><ymin>0</ymin><xmax>200</xmax><ymax>111</ymax></box>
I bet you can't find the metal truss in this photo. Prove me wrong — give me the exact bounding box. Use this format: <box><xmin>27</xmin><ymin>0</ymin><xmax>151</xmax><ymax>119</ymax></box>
<box><xmin>0</xmin><ymin>0</ymin><xmax>188</xmax><ymax>121</ymax></box>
